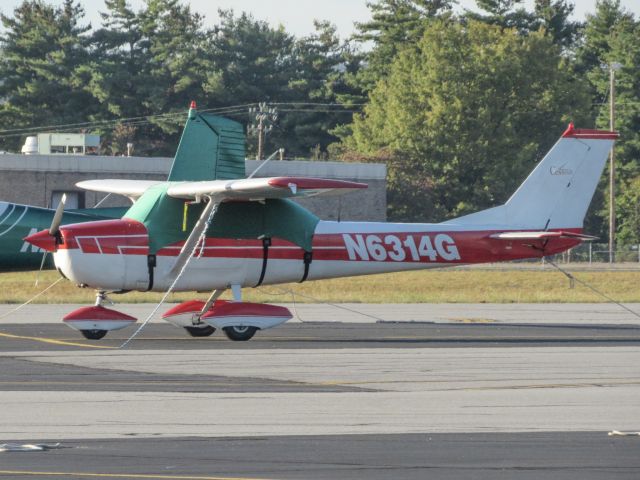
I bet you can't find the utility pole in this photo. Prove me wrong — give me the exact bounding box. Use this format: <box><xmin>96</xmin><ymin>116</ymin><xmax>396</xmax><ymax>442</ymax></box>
<box><xmin>609</xmin><ymin>63</ymin><xmax>622</xmax><ymax>263</ymax></box>
<box><xmin>248</xmin><ymin>103</ymin><xmax>278</xmax><ymax>160</ymax></box>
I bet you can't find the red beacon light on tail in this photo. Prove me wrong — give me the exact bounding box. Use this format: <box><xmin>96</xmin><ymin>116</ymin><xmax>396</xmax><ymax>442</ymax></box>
<box><xmin>562</xmin><ymin>122</ymin><xmax>575</xmax><ymax>137</ymax></box>
<box><xmin>188</xmin><ymin>100</ymin><xmax>197</xmax><ymax>119</ymax></box>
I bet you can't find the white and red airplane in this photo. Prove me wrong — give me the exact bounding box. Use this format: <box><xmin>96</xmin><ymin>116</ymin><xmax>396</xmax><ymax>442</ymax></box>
<box><xmin>25</xmin><ymin>103</ymin><xmax>618</xmax><ymax>341</ymax></box>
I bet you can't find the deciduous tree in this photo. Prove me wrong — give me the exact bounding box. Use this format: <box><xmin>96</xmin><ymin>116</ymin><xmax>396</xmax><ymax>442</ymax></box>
<box><xmin>340</xmin><ymin>20</ymin><xmax>591</xmax><ymax>221</ymax></box>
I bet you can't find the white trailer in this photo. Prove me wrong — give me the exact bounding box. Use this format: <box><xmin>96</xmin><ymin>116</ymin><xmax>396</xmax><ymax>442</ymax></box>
<box><xmin>22</xmin><ymin>133</ymin><xmax>100</xmax><ymax>155</ymax></box>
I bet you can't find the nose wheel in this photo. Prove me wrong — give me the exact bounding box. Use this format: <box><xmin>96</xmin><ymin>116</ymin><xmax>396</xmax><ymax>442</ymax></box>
<box><xmin>64</xmin><ymin>290</ymin><xmax>137</xmax><ymax>340</ymax></box>
<box><xmin>76</xmin><ymin>291</ymin><xmax>111</xmax><ymax>340</ymax></box>
<box><xmin>80</xmin><ymin>329</ymin><xmax>108</xmax><ymax>340</ymax></box>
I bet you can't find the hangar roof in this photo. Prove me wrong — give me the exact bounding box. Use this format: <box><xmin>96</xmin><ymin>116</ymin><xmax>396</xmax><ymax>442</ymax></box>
<box><xmin>0</xmin><ymin>154</ymin><xmax>386</xmax><ymax>180</ymax></box>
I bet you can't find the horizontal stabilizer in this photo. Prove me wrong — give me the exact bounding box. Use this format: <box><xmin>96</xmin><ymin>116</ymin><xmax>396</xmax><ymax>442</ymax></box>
<box><xmin>167</xmin><ymin>177</ymin><xmax>367</xmax><ymax>201</ymax></box>
<box><xmin>76</xmin><ymin>180</ymin><xmax>163</xmax><ymax>200</ymax></box>
<box><xmin>489</xmin><ymin>231</ymin><xmax>598</xmax><ymax>241</ymax></box>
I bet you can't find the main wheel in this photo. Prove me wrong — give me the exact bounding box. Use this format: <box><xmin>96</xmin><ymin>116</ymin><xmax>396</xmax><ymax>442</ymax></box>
<box><xmin>80</xmin><ymin>329</ymin><xmax>108</xmax><ymax>340</ymax></box>
<box><xmin>184</xmin><ymin>325</ymin><xmax>216</xmax><ymax>337</ymax></box>
<box><xmin>223</xmin><ymin>325</ymin><xmax>258</xmax><ymax>341</ymax></box>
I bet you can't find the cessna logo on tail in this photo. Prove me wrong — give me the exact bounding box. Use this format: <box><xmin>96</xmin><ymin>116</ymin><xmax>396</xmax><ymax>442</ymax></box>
<box><xmin>343</xmin><ymin>233</ymin><xmax>460</xmax><ymax>262</ymax></box>
<box><xmin>550</xmin><ymin>165</ymin><xmax>573</xmax><ymax>176</ymax></box>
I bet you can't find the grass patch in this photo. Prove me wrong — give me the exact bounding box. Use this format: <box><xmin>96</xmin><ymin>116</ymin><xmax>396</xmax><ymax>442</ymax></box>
<box><xmin>2</xmin><ymin>268</ymin><xmax>640</xmax><ymax>304</ymax></box>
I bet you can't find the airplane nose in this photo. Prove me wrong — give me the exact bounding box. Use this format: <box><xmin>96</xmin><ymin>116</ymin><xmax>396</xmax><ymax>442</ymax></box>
<box><xmin>24</xmin><ymin>229</ymin><xmax>57</xmax><ymax>252</ymax></box>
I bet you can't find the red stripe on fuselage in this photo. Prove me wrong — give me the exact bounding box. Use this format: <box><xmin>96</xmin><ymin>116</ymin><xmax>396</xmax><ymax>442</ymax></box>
<box><xmin>56</xmin><ymin>219</ymin><xmax>582</xmax><ymax>264</ymax></box>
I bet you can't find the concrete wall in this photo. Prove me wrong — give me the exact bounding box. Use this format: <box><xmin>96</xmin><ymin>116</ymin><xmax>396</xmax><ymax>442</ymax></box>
<box><xmin>0</xmin><ymin>154</ymin><xmax>387</xmax><ymax>221</ymax></box>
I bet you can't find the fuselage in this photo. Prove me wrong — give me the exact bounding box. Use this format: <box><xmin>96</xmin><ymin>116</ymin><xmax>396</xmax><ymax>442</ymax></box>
<box><xmin>51</xmin><ymin>218</ymin><xmax>580</xmax><ymax>292</ymax></box>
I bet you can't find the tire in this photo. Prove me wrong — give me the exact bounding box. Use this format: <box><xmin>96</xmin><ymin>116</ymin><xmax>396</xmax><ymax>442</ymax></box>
<box><xmin>184</xmin><ymin>325</ymin><xmax>216</xmax><ymax>337</ymax></box>
<box><xmin>80</xmin><ymin>329</ymin><xmax>108</xmax><ymax>340</ymax></box>
<box><xmin>223</xmin><ymin>325</ymin><xmax>258</xmax><ymax>341</ymax></box>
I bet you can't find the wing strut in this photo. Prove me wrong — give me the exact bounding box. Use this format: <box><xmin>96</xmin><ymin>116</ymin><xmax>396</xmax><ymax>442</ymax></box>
<box><xmin>168</xmin><ymin>198</ymin><xmax>218</xmax><ymax>278</ymax></box>
<box><xmin>121</xmin><ymin>196</ymin><xmax>219</xmax><ymax>348</ymax></box>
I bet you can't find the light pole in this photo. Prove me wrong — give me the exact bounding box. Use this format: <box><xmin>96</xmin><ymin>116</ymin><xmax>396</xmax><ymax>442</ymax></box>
<box><xmin>608</xmin><ymin>62</ymin><xmax>622</xmax><ymax>264</ymax></box>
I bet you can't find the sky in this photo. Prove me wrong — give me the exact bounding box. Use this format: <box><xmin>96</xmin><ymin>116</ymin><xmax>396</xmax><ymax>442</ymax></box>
<box><xmin>1</xmin><ymin>0</ymin><xmax>639</xmax><ymax>39</ymax></box>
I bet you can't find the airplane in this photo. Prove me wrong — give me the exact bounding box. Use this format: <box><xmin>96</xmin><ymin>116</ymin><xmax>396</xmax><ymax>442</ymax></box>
<box><xmin>0</xmin><ymin>201</ymin><xmax>126</xmax><ymax>270</ymax></box>
<box><xmin>25</xmin><ymin>102</ymin><xmax>618</xmax><ymax>341</ymax></box>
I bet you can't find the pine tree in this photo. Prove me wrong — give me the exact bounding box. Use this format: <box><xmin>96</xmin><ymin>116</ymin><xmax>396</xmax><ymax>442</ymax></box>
<box><xmin>272</xmin><ymin>21</ymin><xmax>358</xmax><ymax>158</ymax></box>
<box><xmin>0</xmin><ymin>0</ymin><xmax>95</xmax><ymax>150</ymax></box>
<box><xmin>465</xmin><ymin>0</ymin><xmax>533</xmax><ymax>32</ymax></box>
<box><xmin>531</xmin><ymin>0</ymin><xmax>580</xmax><ymax>48</ymax></box>
<box><xmin>206</xmin><ymin>10</ymin><xmax>295</xmax><ymax>105</ymax></box>
<box><xmin>86</xmin><ymin>0</ymin><xmax>148</xmax><ymax>119</ymax></box>
<box><xmin>85</xmin><ymin>0</ymin><xmax>212</xmax><ymax>155</ymax></box>
<box><xmin>204</xmin><ymin>10</ymin><xmax>295</xmax><ymax>157</ymax></box>
<box><xmin>353</xmin><ymin>0</ymin><xmax>454</xmax><ymax>92</ymax></box>
<box><xmin>139</xmin><ymin>0</ymin><xmax>211</xmax><ymax>133</ymax></box>
<box><xmin>466</xmin><ymin>0</ymin><xmax>579</xmax><ymax>47</ymax></box>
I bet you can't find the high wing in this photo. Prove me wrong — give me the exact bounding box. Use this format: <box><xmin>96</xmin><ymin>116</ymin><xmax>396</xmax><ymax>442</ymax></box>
<box><xmin>489</xmin><ymin>231</ymin><xmax>598</xmax><ymax>241</ymax></box>
<box><xmin>166</xmin><ymin>177</ymin><xmax>367</xmax><ymax>201</ymax></box>
<box><xmin>76</xmin><ymin>179</ymin><xmax>164</xmax><ymax>201</ymax></box>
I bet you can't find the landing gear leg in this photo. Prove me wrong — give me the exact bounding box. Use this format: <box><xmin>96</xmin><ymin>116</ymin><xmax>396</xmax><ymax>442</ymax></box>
<box><xmin>94</xmin><ymin>290</ymin><xmax>113</xmax><ymax>307</ymax></box>
<box><xmin>231</xmin><ymin>284</ymin><xmax>242</xmax><ymax>301</ymax></box>
<box><xmin>79</xmin><ymin>290</ymin><xmax>112</xmax><ymax>340</ymax></box>
<box><xmin>199</xmin><ymin>288</ymin><xmax>226</xmax><ymax>316</ymax></box>
<box><xmin>182</xmin><ymin>288</ymin><xmax>225</xmax><ymax>338</ymax></box>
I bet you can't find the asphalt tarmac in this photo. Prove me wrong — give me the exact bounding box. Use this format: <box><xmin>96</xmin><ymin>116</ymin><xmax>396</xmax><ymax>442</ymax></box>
<box><xmin>1</xmin><ymin>321</ymin><xmax>640</xmax><ymax>350</ymax></box>
<box><xmin>0</xmin><ymin>310</ymin><xmax>638</xmax><ymax>479</ymax></box>
<box><xmin>0</xmin><ymin>433</ymin><xmax>638</xmax><ymax>480</ymax></box>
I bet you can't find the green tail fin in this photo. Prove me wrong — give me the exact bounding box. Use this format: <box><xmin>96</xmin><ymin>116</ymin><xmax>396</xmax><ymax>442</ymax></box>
<box><xmin>168</xmin><ymin>104</ymin><xmax>246</xmax><ymax>181</ymax></box>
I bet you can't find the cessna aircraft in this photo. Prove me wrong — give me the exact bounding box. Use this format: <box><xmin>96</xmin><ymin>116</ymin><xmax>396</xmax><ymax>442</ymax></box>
<box><xmin>25</xmin><ymin>102</ymin><xmax>618</xmax><ymax>341</ymax></box>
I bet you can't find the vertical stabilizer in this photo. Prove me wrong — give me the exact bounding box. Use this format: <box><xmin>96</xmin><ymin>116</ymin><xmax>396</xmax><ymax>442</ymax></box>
<box><xmin>168</xmin><ymin>102</ymin><xmax>246</xmax><ymax>182</ymax></box>
<box><xmin>446</xmin><ymin>125</ymin><xmax>618</xmax><ymax>230</ymax></box>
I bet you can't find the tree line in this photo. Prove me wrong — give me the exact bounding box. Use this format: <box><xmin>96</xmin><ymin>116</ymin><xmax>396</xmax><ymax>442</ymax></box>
<box><xmin>0</xmin><ymin>0</ymin><xmax>356</xmax><ymax>158</ymax></box>
<box><xmin>0</xmin><ymin>0</ymin><xmax>638</xmax><ymax>245</ymax></box>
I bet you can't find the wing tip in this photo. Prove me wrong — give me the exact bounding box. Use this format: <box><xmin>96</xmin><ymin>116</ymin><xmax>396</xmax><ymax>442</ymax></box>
<box><xmin>267</xmin><ymin>177</ymin><xmax>368</xmax><ymax>190</ymax></box>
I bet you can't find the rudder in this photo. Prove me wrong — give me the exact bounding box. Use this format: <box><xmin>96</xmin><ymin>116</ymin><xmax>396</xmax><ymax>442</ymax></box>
<box><xmin>446</xmin><ymin>124</ymin><xmax>617</xmax><ymax>230</ymax></box>
<box><xmin>168</xmin><ymin>103</ymin><xmax>246</xmax><ymax>182</ymax></box>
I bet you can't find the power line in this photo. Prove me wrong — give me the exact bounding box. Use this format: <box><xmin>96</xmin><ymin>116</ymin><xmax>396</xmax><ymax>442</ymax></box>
<box><xmin>277</xmin><ymin>108</ymin><xmax>361</xmax><ymax>113</ymax></box>
<box><xmin>0</xmin><ymin>103</ymin><xmax>258</xmax><ymax>135</ymax></box>
<box><xmin>0</xmin><ymin>102</ymin><xmax>362</xmax><ymax>139</ymax></box>
<box><xmin>271</xmin><ymin>102</ymin><xmax>366</xmax><ymax>106</ymax></box>
<box><xmin>593</xmin><ymin>101</ymin><xmax>640</xmax><ymax>106</ymax></box>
